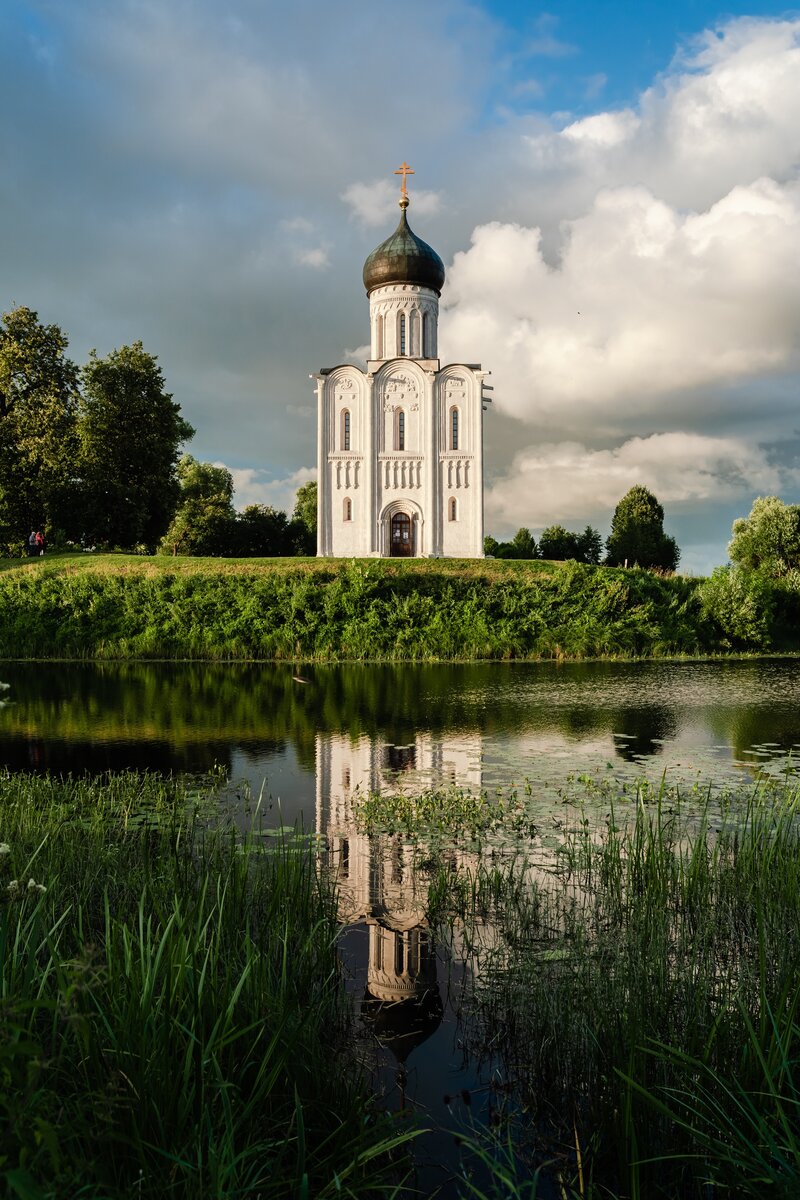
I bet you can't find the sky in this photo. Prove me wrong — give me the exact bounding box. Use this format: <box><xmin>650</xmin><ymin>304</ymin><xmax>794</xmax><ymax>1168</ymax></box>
<box><xmin>2</xmin><ymin>0</ymin><xmax>799</xmax><ymax>573</ymax></box>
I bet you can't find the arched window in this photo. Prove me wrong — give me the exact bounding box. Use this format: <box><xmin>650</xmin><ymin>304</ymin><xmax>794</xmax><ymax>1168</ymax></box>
<box><xmin>450</xmin><ymin>407</ymin><xmax>459</xmax><ymax>451</ymax></box>
<box><xmin>341</xmin><ymin>409</ymin><xmax>351</xmax><ymax>451</ymax></box>
<box><xmin>410</xmin><ymin>310</ymin><xmax>419</xmax><ymax>357</ymax></box>
<box><xmin>449</xmin><ymin>496</ymin><xmax>457</xmax><ymax>522</ymax></box>
<box><xmin>422</xmin><ymin>312</ymin><xmax>430</xmax><ymax>357</ymax></box>
<box><xmin>399</xmin><ymin>313</ymin><xmax>407</xmax><ymax>356</ymax></box>
<box><xmin>343</xmin><ymin>497</ymin><xmax>352</xmax><ymax>521</ymax></box>
<box><xmin>375</xmin><ymin>314</ymin><xmax>384</xmax><ymax>359</ymax></box>
<box><xmin>396</xmin><ymin>408</ymin><xmax>405</xmax><ymax>451</ymax></box>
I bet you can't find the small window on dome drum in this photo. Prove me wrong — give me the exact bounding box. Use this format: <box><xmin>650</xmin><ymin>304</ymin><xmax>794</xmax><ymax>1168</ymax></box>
<box><xmin>423</xmin><ymin>312</ymin><xmax>430</xmax><ymax>357</ymax></box>
<box><xmin>399</xmin><ymin>313</ymin><xmax>406</xmax><ymax>356</ymax></box>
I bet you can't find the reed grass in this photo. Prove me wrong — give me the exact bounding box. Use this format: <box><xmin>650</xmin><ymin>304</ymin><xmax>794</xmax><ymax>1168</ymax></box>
<box><xmin>429</xmin><ymin>777</ymin><xmax>800</xmax><ymax>1198</ymax></box>
<box><xmin>0</xmin><ymin>771</ymin><xmax>417</xmax><ymax>1198</ymax></box>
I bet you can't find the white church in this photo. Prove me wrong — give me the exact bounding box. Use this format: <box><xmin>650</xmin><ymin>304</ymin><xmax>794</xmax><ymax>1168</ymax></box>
<box><xmin>314</xmin><ymin>164</ymin><xmax>490</xmax><ymax>558</ymax></box>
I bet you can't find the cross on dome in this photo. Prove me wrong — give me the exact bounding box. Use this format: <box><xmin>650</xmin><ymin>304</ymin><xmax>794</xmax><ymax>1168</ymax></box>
<box><xmin>394</xmin><ymin>161</ymin><xmax>415</xmax><ymax>207</ymax></box>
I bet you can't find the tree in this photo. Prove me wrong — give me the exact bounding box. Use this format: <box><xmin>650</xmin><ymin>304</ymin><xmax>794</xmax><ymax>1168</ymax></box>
<box><xmin>160</xmin><ymin>456</ymin><xmax>236</xmax><ymax>556</ymax></box>
<box><xmin>233</xmin><ymin>505</ymin><xmax>293</xmax><ymax>557</ymax></box>
<box><xmin>510</xmin><ymin>527</ymin><xmax>537</xmax><ymax>559</ymax></box>
<box><xmin>79</xmin><ymin>342</ymin><xmax>194</xmax><ymax>549</ymax></box>
<box><xmin>727</xmin><ymin>496</ymin><xmax>800</xmax><ymax>578</ymax></box>
<box><xmin>539</xmin><ymin>525</ymin><xmax>578</xmax><ymax>560</ymax></box>
<box><xmin>605</xmin><ymin>485</ymin><xmax>680</xmax><ymax>571</ymax></box>
<box><xmin>291</xmin><ymin>480</ymin><xmax>317</xmax><ymax>556</ymax></box>
<box><xmin>0</xmin><ymin>306</ymin><xmax>81</xmax><ymax>548</ymax></box>
<box><xmin>576</xmin><ymin>525</ymin><xmax>603</xmax><ymax>565</ymax></box>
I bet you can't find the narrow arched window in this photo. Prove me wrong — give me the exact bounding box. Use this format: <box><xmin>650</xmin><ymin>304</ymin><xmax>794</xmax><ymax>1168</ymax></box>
<box><xmin>343</xmin><ymin>497</ymin><xmax>352</xmax><ymax>521</ymax></box>
<box><xmin>396</xmin><ymin>409</ymin><xmax>405</xmax><ymax>451</ymax></box>
<box><xmin>449</xmin><ymin>496</ymin><xmax>457</xmax><ymax>522</ymax></box>
<box><xmin>376</xmin><ymin>314</ymin><xmax>384</xmax><ymax>359</ymax></box>
<box><xmin>422</xmin><ymin>312</ymin><xmax>430</xmax><ymax>357</ymax></box>
<box><xmin>410</xmin><ymin>310</ymin><xmax>419</xmax><ymax>357</ymax></box>
<box><xmin>399</xmin><ymin>313</ymin><xmax>406</xmax><ymax>356</ymax></box>
<box><xmin>450</xmin><ymin>407</ymin><xmax>459</xmax><ymax>451</ymax></box>
<box><xmin>342</xmin><ymin>409</ymin><xmax>351</xmax><ymax>451</ymax></box>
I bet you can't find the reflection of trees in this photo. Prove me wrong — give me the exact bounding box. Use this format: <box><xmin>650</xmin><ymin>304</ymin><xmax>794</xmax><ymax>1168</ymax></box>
<box><xmin>2</xmin><ymin>659</ymin><xmax>793</xmax><ymax>776</ymax></box>
<box><xmin>611</xmin><ymin>706</ymin><xmax>678</xmax><ymax>763</ymax></box>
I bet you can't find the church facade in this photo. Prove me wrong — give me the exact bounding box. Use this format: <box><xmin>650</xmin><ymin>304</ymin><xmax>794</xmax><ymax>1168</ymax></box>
<box><xmin>314</xmin><ymin>165</ymin><xmax>490</xmax><ymax>558</ymax></box>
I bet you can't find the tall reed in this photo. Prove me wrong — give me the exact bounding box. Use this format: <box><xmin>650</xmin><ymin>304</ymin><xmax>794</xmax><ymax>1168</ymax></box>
<box><xmin>429</xmin><ymin>779</ymin><xmax>800</xmax><ymax>1198</ymax></box>
<box><xmin>0</xmin><ymin>772</ymin><xmax>416</xmax><ymax>1198</ymax></box>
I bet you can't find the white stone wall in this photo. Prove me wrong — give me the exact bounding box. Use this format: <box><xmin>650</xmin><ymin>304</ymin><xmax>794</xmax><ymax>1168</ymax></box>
<box><xmin>368</xmin><ymin>283</ymin><xmax>439</xmax><ymax>360</ymax></box>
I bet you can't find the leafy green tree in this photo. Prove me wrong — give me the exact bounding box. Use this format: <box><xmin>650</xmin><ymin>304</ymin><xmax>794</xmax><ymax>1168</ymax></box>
<box><xmin>0</xmin><ymin>306</ymin><xmax>81</xmax><ymax>549</ymax></box>
<box><xmin>233</xmin><ymin>505</ymin><xmax>293</xmax><ymax>557</ymax></box>
<box><xmin>577</xmin><ymin>525</ymin><xmax>603</xmax><ymax>565</ymax></box>
<box><xmin>291</xmin><ymin>480</ymin><xmax>317</xmax><ymax>556</ymax></box>
<box><xmin>79</xmin><ymin>342</ymin><xmax>194</xmax><ymax>549</ymax></box>
<box><xmin>605</xmin><ymin>486</ymin><xmax>680</xmax><ymax>571</ymax></box>
<box><xmin>539</xmin><ymin>525</ymin><xmax>578</xmax><ymax>560</ymax></box>
<box><xmin>160</xmin><ymin>456</ymin><xmax>236</xmax><ymax>556</ymax></box>
<box><xmin>728</xmin><ymin>496</ymin><xmax>800</xmax><ymax>578</ymax></box>
<box><xmin>510</xmin><ymin>527</ymin><xmax>537</xmax><ymax>559</ymax></box>
<box><xmin>698</xmin><ymin>565</ymin><xmax>774</xmax><ymax>648</ymax></box>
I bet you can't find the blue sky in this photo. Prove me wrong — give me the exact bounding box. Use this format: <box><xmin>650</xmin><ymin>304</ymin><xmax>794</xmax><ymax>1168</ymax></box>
<box><xmin>2</xmin><ymin>1</ymin><xmax>800</xmax><ymax>571</ymax></box>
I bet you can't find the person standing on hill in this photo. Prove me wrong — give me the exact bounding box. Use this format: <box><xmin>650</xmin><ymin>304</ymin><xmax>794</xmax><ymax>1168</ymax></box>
<box><xmin>27</xmin><ymin>531</ymin><xmax>37</xmax><ymax>557</ymax></box>
<box><xmin>34</xmin><ymin>531</ymin><xmax>44</xmax><ymax>556</ymax></box>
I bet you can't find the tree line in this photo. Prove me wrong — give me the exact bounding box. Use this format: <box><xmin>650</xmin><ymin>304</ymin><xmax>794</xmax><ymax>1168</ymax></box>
<box><xmin>486</xmin><ymin>484</ymin><xmax>681</xmax><ymax>570</ymax></box>
<box><xmin>0</xmin><ymin>306</ymin><xmax>316</xmax><ymax>556</ymax></box>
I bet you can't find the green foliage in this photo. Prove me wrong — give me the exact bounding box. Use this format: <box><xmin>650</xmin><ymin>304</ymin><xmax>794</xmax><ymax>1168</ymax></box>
<box><xmin>160</xmin><ymin>455</ymin><xmax>236</xmax><ymax>556</ymax></box>
<box><xmin>292</xmin><ymin>480</ymin><xmax>317</xmax><ymax>555</ymax></box>
<box><xmin>0</xmin><ymin>773</ymin><xmax>416</xmax><ymax>1198</ymax></box>
<box><xmin>728</xmin><ymin>495</ymin><xmax>800</xmax><ymax>578</ymax></box>
<box><xmin>605</xmin><ymin>484</ymin><xmax>680</xmax><ymax>570</ymax></box>
<box><xmin>79</xmin><ymin>343</ymin><xmax>194</xmax><ymax>549</ymax></box>
<box><xmin>0</xmin><ymin>555</ymin><xmax>744</xmax><ymax>661</ymax></box>
<box><xmin>539</xmin><ymin>523</ymin><xmax>603</xmax><ymax>563</ymax></box>
<box><xmin>697</xmin><ymin>565</ymin><xmax>775</xmax><ymax>648</ymax></box>
<box><xmin>485</xmin><ymin>529</ymin><xmax>538</xmax><ymax>559</ymax></box>
<box><xmin>0</xmin><ymin>306</ymin><xmax>81</xmax><ymax>550</ymax></box>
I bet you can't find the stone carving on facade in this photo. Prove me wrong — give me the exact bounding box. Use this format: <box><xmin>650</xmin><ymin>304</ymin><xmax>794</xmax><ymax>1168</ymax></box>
<box><xmin>384</xmin><ymin>374</ymin><xmax>419</xmax><ymax>404</ymax></box>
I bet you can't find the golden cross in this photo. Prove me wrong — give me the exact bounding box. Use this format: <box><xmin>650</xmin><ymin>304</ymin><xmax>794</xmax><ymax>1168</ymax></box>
<box><xmin>394</xmin><ymin>161</ymin><xmax>415</xmax><ymax>198</ymax></box>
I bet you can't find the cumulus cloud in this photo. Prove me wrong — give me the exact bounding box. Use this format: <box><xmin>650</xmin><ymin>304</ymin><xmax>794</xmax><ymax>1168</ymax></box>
<box><xmin>485</xmin><ymin>432</ymin><xmax>794</xmax><ymax>531</ymax></box>
<box><xmin>442</xmin><ymin>176</ymin><xmax>800</xmax><ymax>432</ymax></box>
<box><xmin>227</xmin><ymin>465</ymin><xmax>317</xmax><ymax>514</ymax></box>
<box><xmin>342</xmin><ymin>180</ymin><xmax>443</xmax><ymax>227</ymax></box>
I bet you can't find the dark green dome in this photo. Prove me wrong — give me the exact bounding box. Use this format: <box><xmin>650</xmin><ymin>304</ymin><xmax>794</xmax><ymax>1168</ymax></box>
<box><xmin>362</xmin><ymin>203</ymin><xmax>445</xmax><ymax>296</ymax></box>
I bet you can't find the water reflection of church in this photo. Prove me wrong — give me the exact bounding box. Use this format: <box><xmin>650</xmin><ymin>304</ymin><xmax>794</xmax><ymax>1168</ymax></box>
<box><xmin>315</xmin><ymin>732</ymin><xmax>482</xmax><ymax>1067</ymax></box>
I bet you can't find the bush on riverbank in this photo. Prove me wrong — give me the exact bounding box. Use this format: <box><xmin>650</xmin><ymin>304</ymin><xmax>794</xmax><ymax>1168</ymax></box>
<box><xmin>0</xmin><ymin>552</ymin><xmax>760</xmax><ymax>661</ymax></box>
<box><xmin>0</xmin><ymin>773</ymin><xmax>413</xmax><ymax>1199</ymax></box>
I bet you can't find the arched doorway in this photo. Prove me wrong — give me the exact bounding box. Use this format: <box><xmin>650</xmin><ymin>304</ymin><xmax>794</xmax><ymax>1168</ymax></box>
<box><xmin>390</xmin><ymin>512</ymin><xmax>413</xmax><ymax>557</ymax></box>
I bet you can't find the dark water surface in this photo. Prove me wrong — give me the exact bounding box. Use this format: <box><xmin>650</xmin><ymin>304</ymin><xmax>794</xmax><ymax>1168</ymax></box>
<box><xmin>2</xmin><ymin>659</ymin><xmax>799</xmax><ymax>1193</ymax></box>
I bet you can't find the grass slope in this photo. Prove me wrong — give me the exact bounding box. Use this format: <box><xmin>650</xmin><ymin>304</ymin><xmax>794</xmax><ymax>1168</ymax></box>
<box><xmin>0</xmin><ymin>552</ymin><xmax>718</xmax><ymax>662</ymax></box>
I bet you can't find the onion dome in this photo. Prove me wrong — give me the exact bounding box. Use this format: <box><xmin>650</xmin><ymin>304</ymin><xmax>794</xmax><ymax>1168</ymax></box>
<box><xmin>362</xmin><ymin>198</ymin><xmax>445</xmax><ymax>296</ymax></box>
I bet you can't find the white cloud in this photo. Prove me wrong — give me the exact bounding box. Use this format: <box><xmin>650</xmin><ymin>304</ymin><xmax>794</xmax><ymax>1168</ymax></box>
<box><xmin>342</xmin><ymin>180</ymin><xmax>443</xmax><ymax>226</ymax></box>
<box><xmin>561</xmin><ymin>110</ymin><xmax>640</xmax><ymax>147</ymax></box>
<box><xmin>441</xmin><ymin>176</ymin><xmax>800</xmax><ymax>432</ymax></box>
<box><xmin>486</xmin><ymin>432</ymin><xmax>793</xmax><ymax>531</ymax></box>
<box><xmin>227</xmin><ymin>465</ymin><xmax>317</xmax><ymax>514</ymax></box>
<box><xmin>297</xmin><ymin>247</ymin><xmax>330</xmax><ymax>269</ymax></box>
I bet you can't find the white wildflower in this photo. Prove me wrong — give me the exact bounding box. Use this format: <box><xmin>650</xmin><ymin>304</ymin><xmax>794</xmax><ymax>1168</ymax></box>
<box><xmin>0</xmin><ymin>843</ymin><xmax>10</xmax><ymax>856</ymax></box>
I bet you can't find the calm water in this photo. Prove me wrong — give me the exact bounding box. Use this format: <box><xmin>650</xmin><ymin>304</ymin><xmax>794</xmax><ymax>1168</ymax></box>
<box><xmin>2</xmin><ymin>659</ymin><xmax>799</xmax><ymax>1193</ymax></box>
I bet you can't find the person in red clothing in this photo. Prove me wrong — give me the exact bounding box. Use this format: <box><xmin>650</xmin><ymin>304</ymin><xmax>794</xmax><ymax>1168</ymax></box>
<box><xmin>34</xmin><ymin>531</ymin><xmax>44</xmax><ymax>556</ymax></box>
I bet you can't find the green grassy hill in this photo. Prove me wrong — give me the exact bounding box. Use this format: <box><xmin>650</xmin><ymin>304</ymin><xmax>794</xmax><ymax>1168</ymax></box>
<box><xmin>0</xmin><ymin>552</ymin><xmax>723</xmax><ymax>661</ymax></box>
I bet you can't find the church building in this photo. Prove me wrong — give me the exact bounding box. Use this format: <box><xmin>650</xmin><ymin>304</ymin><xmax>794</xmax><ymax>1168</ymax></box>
<box><xmin>314</xmin><ymin>164</ymin><xmax>490</xmax><ymax>558</ymax></box>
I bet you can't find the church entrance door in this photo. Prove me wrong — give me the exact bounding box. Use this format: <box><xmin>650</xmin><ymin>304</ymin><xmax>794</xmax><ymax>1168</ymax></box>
<box><xmin>390</xmin><ymin>512</ymin><xmax>413</xmax><ymax>557</ymax></box>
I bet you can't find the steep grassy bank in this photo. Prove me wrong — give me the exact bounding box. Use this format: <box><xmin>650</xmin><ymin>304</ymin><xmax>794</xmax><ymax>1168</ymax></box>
<box><xmin>0</xmin><ymin>553</ymin><xmax>738</xmax><ymax>661</ymax></box>
<box><xmin>0</xmin><ymin>772</ymin><xmax>414</xmax><ymax>1199</ymax></box>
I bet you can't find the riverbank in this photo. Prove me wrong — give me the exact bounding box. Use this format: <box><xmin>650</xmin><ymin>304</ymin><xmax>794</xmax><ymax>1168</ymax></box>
<box><xmin>0</xmin><ymin>551</ymin><xmax>763</xmax><ymax>661</ymax></box>
<box><xmin>0</xmin><ymin>772</ymin><xmax>414</xmax><ymax>1199</ymax></box>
